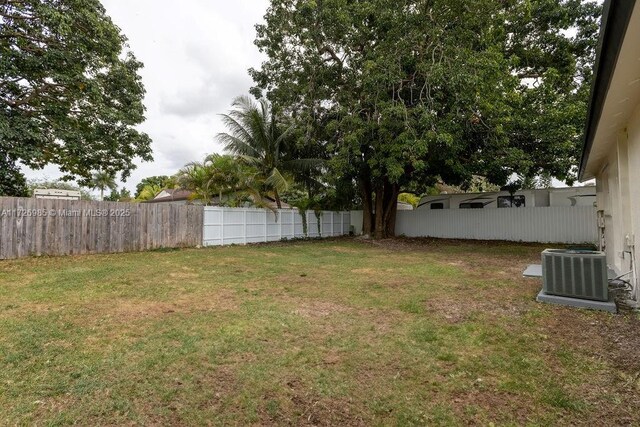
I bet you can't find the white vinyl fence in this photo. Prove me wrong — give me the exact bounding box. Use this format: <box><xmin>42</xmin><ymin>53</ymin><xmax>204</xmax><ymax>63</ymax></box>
<box><xmin>393</xmin><ymin>206</ymin><xmax>597</xmax><ymax>243</ymax></box>
<box><xmin>203</xmin><ymin>207</ymin><xmax>351</xmax><ymax>246</ymax></box>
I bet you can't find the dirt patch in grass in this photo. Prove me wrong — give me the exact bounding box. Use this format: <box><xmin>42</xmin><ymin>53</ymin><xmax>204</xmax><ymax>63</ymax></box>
<box><xmin>531</xmin><ymin>308</ymin><xmax>640</xmax><ymax>424</ymax></box>
<box><xmin>450</xmin><ymin>389</ymin><xmax>538</xmax><ymax>424</ymax></box>
<box><xmin>601</xmin><ymin>316</ymin><xmax>640</xmax><ymax>375</ymax></box>
<box><xmin>196</xmin><ymin>365</ymin><xmax>242</xmax><ymax>409</ymax></box>
<box><xmin>328</xmin><ymin>245</ymin><xmax>361</xmax><ymax>254</ymax></box>
<box><xmin>271</xmin><ymin>378</ymin><xmax>368</xmax><ymax>426</ymax></box>
<box><xmin>545</xmin><ymin>309</ymin><xmax>640</xmax><ymax>373</ymax></box>
<box><xmin>76</xmin><ymin>289</ymin><xmax>242</xmax><ymax>325</ymax></box>
<box><xmin>424</xmin><ymin>297</ymin><xmax>530</xmax><ymax>324</ymax></box>
<box><xmin>167</xmin><ymin>272</ymin><xmax>201</xmax><ymax>280</ymax></box>
<box><xmin>350</xmin><ymin>267</ymin><xmax>378</xmax><ymax>275</ymax></box>
<box><xmin>0</xmin><ymin>301</ymin><xmax>64</xmax><ymax>316</ymax></box>
<box><xmin>292</xmin><ymin>301</ymin><xmax>352</xmax><ymax>318</ymax></box>
<box><xmin>423</xmin><ymin>276</ymin><xmax>535</xmax><ymax>324</ymax></box>
<box><xmin>360</xmin><ymin>236</ymin><xmax>545</xmax><ymax>279</ymax></box>
<box><xmin>359</xmin><ymin>236</ymin><xmax>546</xmax><ymax>251</ymax></box>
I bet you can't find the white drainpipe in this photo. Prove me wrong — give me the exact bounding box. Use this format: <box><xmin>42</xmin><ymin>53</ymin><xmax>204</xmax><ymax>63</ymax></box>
<box><xmin>622</xmin><ymin>234</ymin><xmax>639</xmax><ymax>307</ymax></box>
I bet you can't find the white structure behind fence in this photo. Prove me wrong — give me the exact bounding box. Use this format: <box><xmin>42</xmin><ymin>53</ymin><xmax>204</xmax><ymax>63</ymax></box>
<box><xmin>392</xmin><ymin>206</ymin><xmax>597</xmax><ymax>243</ymax></box>
<box><xmin>203</xmin><ymin>207</ymin><xmax>351</xmax><ymax>246</ymax></box>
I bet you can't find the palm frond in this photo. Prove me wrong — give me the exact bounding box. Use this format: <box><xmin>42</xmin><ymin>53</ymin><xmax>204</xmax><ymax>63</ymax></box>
<box><xmin>246</xmin><ymin>189</ymin><xmax>278</xmax><ymax>216</ymax></box>
<box><xmin>274</xmin><ymin>122</ymin><xmax>295</xmax><ymax>148</ymax></box>
<box><xmin>283</xmin><ymin>158</ymin><xmax>325</xmax><ymax>172</ymax></box>
<box><xmin>218</xmin><ymin>114</ymin><xmax>258</xmax><ymax>154</ymax></box>
<box><xmin>234</xmin><ymin>154</ymin><xmax>262</xmax><ymax>168</ymax></box>
<box><xmin>216</xmin><ymin>132</ymin><xmax>261</xmax><ymax>159</ymax></box>
<box><xmin>217</xmin><ymin>95</ymin><xmax>323</xmax><ymax>207</ymax></box>
<box><xmin>265</xmin><ymin>167</ymin><xmax>290</xmax><ymax>193</ymax></box>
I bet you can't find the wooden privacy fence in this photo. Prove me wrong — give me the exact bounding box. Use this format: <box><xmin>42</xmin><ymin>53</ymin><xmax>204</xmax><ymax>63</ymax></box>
<box><xmin>0</xmin><ymin>197</ymin><xmax>203</xmax><ymax>259</ymax></box>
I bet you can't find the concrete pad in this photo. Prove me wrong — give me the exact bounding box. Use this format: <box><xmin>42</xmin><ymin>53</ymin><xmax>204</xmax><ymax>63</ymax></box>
<box><xmin>536</xmin><ymin>290</ymin><xmax>617</xmax><ymax>313</ymax></box>
<box><xmin>523</xmin><ymin>264</ymin><xmax>542</xmax><ymax>278</ymax></box>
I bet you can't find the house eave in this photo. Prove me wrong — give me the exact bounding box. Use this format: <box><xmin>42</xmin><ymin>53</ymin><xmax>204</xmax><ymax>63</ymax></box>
<box><xmin>578</xmin><ymin>0</ymin><xmax>637</xmax><ymax>182</ymax></box>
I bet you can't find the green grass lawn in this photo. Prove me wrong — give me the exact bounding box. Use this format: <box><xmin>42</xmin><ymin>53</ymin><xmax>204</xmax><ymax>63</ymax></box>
<box><xmin>1</xmin><ymin>238</ymin><xmax>639</xmax><ymax>425</ymax></box>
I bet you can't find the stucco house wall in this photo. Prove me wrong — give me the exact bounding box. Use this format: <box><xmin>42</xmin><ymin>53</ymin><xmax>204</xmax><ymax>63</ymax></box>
<box><xmin>580</xmin><ymin>0</ymin><xmax>640</xmax><ymax>303</ymax></box>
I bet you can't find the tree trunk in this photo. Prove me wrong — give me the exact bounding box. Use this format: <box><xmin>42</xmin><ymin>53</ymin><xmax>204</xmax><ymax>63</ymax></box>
<box><xmin>374</xmin><ymin>184</ymin><xmax>386</xmax><ymax>239</ymax></box>
<box><xmin>306</xmin><ymin>180</ymin><xmax>314</xmax><ymax>200</ymax></box>
<box><xmin>359</xmin><ymin>171</ymin><xmax>400</xmax><ymax>239</ymax></box>
<box><xmin>384</xmin><ymin>183</ymin><xmax>400</xmax><ymax>237</ymax></box>
<box><xmin>274</xmin><ymin>190</ymin><xmax>282</xmax><ymax>209</ymax></box>
<box><xmin>370</xmin><ymin>180</ymin><xmax>399</xmax><ymax>239</ymax></box>
<box><xmin>359</xmin><ymin>175</ymin><xmax>373</xmax><ymax>237</ymax></box>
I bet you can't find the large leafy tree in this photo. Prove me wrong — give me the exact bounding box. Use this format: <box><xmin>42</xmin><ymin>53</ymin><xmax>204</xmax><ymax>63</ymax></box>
<box><xmin>499</xmin><ymin>0</ymin><xmax>601</xmax><ymax>184</ymax></box>
<box><xmin>250</xmin><ymin>0</ymin><xmax>600</xmax><ymax>238</ymax></box>
<box><xmin>0</xmin><ymin>154</ymin><xmax>28</xmax><ymax>196</ymax></box>
<box><xmin>0</xmin><ymin>0</ymin><xmax>152</xmax><ymax>195</ymax></box>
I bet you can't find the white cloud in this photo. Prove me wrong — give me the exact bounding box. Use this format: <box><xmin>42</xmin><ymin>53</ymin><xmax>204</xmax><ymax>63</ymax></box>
<box><xmin>22</xmin><ymin>0</ymin><xmax>269</xmax><ymax>194</ymax></box>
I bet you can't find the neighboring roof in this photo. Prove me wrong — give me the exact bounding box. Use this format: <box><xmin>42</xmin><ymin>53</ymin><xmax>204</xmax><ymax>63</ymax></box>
<box><xmin>33</xmin><ymin>188</ymin><xmax>81</xmax><ymax>200</ymax></box>
<box><xmin>263</xmin><ymin>197</ymin><xmax>291</xmax><ymax>209</ymax></box>
<box><xmin>143</xmin><ymin>189</ymin><xmax>194</xmax><ymax>203</ymax></box>
<box><xmin>142</xmin><ymin>189</ymin><xmax>293</xmax><ymax>209</ymax></box>
<box><xmin>579</xmin><ymin>0</ymin><xmax>638</xmax><ymax>181</ymax></box>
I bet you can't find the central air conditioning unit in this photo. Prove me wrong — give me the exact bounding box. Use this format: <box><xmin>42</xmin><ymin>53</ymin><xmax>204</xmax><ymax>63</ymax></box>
<box><xmin>541</xmin><ymin>249</ymin><xmax>608</xmax><ymax>301</ymax></box>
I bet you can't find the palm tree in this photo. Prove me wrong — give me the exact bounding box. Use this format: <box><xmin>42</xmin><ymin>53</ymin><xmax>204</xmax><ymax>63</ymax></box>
<box><xmin>90</xmin><ymin>170</ymin><xmax>117</xmax><ymax>201</ymax></box>
<box><xmin>202</xmin><ymin>153</ymin><xmax>243</xmax><ymax>201</ymax></box>
<box><xmin>137</xmin><ymin>183</ymin><xmax>163</xmax><ymax>201</ymax></box>
<box><xmin>176</xmin><ymin>154</ymin><xmax>238</xmax><ymax>205</ymax></box>
<box><xmin>217</xmin><ymin>95</ymin><xmax>321</xmax><ymax>209</ymax></box>
<box><xmin>176</xmin><ymin>154</ymin><xmax>280</xmax><ymax>211</ymax></box>
<box><xmin>218</xmin><ymin>160</ymin><xmax>276</xmax><ymax>211</ymax></box>
<box><xmin>176</xmin><ymin>161</ymin><xmax>216</xmax><ymax>205</ymax></box>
